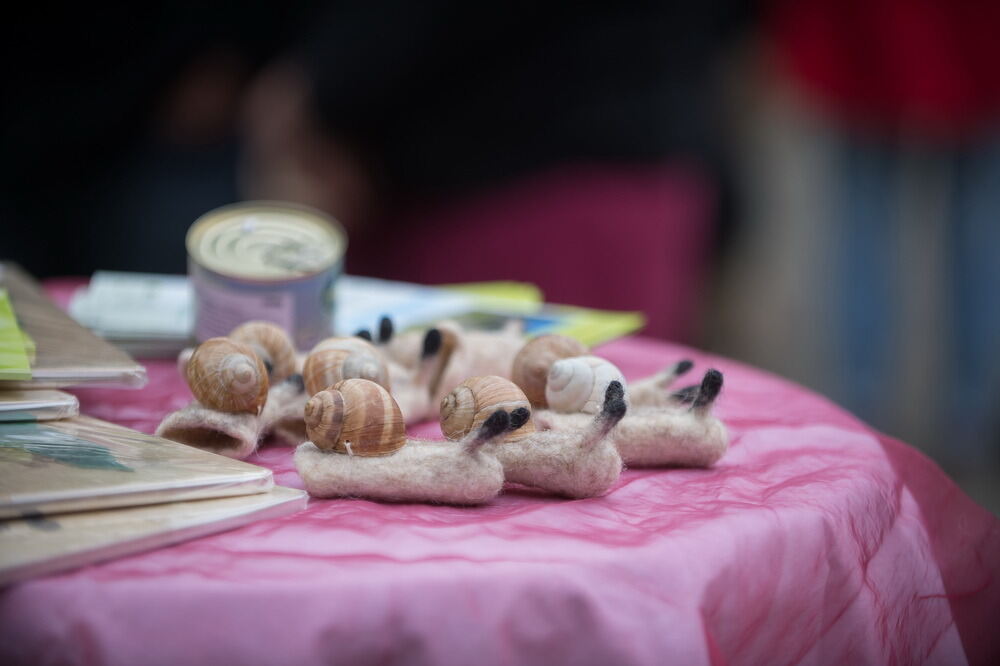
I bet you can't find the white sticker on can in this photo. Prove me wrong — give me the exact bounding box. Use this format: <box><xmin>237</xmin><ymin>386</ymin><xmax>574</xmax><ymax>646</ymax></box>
<box><xmin>193</xmin><ymin>278</ymin><xmax>294</xmax><ymax>342</ymax></box>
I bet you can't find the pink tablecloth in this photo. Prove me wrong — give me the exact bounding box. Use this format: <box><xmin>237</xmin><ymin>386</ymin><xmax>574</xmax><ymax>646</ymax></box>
<box><xmin>2</xmin><ymin>322</ymin><xmax>998</xmax><ymax>663</ymax></box>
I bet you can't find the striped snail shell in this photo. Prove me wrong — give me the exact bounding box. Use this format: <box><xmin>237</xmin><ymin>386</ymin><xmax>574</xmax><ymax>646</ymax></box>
<box><xmin>185</xmin><ymin>338</ymin><xmax>269</xmax><ymax>413</ymax></box>
<box><xmin>304</xmin><ymin>378</ymin><xmax>406</xmax><ymax>456</ymax></box>
<box><xmin>546</xmin><ymin>356</ymin><xmax>627</xmax><ymax>414</ymax></box>
<box><xmin>303</xmin><ymin>337</ymin><xmax>391</xmax><ymax>396</ymax></box>
<box><xmin>440</xmin><ymin>375</ymin><xmax>535</xmax><ymax>443</ymax></box>
<box><xmin>229</xmin><ymin>321</ymin><xmax>298</xmax><ymax>383</ymax></box>
<box><xmin>511</xmin><ymin>334</ymin><xmax>588</xmax><ymax>407</ymax></box>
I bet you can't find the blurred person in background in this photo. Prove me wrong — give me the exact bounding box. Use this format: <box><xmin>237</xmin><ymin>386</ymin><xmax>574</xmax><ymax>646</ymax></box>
<box><xmin>711</xmin><ymin>0</ymin><xmax>1000</xmax><ymax>507</ymax></box>
<box><xmin>241</xmin><ymin>1</ymin><xmax>744</xmax><ymax>340</ymax></box>
<box><xmin>3</xmin><ymin>1</ymin><xmax>744</xmax><ymax>342</ymax></box>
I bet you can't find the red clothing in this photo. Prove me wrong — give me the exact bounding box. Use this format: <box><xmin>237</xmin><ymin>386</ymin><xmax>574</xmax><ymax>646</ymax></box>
<box><xmin>769</xmin><ymin>0</ymin><xmax>1000</xmax><ymax>135</ymax></box>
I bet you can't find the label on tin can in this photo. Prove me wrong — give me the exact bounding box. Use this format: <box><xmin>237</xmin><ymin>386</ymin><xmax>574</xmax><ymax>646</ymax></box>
<box><xmin>192</xmin><ymin>278</ymin><xmax>294</xmax><ymax>340</ymax></box>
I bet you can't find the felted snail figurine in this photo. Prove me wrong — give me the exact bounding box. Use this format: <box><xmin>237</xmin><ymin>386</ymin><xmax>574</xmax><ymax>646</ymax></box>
<box><xmin>440</xmin><ymin>376</ymin><xmax>535</xmax><ymax>443</ymax></box>
<box><xmin>511</xmin><ymin>334</ymin><xmax>729</xmax><ymax>468</ymax></box>
<box><xmin>303</xmin><ymin>336</ymin><xmax>391</xmax><ymax>397</ymax></box>
<box><xmin>485</xmin><ymin>381</ymin><xmax>629</xmax><ymax>498</ymax></box>
<box><xmin>184</xmin><ymin>337</ymin><xmax>269</xmax><ymax>414</ymax></box>
<box><xmin>229</xmin><ymin>321</ymin><xmax>299</xmax><ymax>383</ymax></box>
<box><xmin>158</xmin><ymin>322</ymin><xmax>310</xmax><ymax>459</ymax></box>
<box><xmin>534</xmin><ymin>368</ymin><xmax>729</xmax><ymax>469</ymax></box>
<box><xmin>294</xmin><ymin>378</ymin><xmax>511</xmax><ymax>505</ymax></box>
<box><xmin>511</xmin><ymin>333</ymin><xmax>698</xmax><ymax>410</ymax></box>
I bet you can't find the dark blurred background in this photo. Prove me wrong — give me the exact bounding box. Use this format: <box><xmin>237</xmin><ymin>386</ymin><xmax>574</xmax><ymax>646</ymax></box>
<box><xmin>3</xmin><ymin>1</ymin><xmax>998</xmax><ymax>512</ymax></box>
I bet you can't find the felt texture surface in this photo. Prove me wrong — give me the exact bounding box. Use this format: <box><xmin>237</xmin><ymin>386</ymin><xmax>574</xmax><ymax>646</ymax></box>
<box><xmin>294</xmin><ymin>438</ymin><xmax>504</xmax><ymax>505</ymax></box>
<box><xmin>155</xmin><ymin>379</ymin><xmax>309</xmax><ymax>458</ymax></box>
<box><xmin>493</xmin><ymin>413</ymin><xmax>623</xmax><ymax>498</ymax></box>
<box><xmin>430</xmin><ymin>321</ymin><xmax>524</xmax><ymax>408</ymax></box>
<box><xmin>264</xmin><ymin>381</ymin><xmax>309</xmax><ymax>447</ymax></box>
<box><xmin>155</xmin><ymin>403</ymin><xmax>262</xmax><ymax>459</ymax></box>
<box><xmin>536</xmin><ymin>405</ymin><xmax>728</xmax><ymax>468</ymax></box>
<box><xmin>9</xmin><ymin>281</ymin><xmax>1000</xmax><ymax>666</ymax></box>
<box><xmin>387</xmin><ymin>358</ymin><xmax>435</xmax><ymax>425</ymax></box>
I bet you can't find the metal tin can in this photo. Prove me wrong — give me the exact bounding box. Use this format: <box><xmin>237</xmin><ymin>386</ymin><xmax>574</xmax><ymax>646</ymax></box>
<box><xmin>186</xmin><ymin>202</ymin><xmax>346</xmax><ymax>350</ymax></box>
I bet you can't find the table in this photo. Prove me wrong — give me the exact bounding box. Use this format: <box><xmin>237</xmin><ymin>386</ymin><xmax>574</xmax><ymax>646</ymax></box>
<box><xmin>2</xmin><ymin>294</ymin><xmax>998</xmax><ymax>664</ymax></box>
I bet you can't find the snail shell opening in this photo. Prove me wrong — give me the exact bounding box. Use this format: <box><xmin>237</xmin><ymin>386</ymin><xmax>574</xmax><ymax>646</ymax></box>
<box><xmin>545</xmin><ymin>356</ymin><xmax>627</xmax><ymax>414</ymax></box>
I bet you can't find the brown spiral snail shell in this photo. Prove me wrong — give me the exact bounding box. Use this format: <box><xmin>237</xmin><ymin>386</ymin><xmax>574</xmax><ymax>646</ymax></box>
<box><xmin>510</xmin><ymin>334</ymin><xmax>588</xmax><ymax>407</ymax></box>
<box><xmin>185</xmin><ymin>338</ymin><xmax>269</xmax><ymax>413</ymax></box>
<box><xmin>228</xmin><ymin>321</ymin><xmax>298</xmax><ymax>383</ymax></box>
<box><xmin>303</xmin><ymin>337</ymin><xmax>391</xmax><ymax>397</ymax></box>
<box><xmin>304</xmin><ymin>378</ymin><xmax>406</xmax><ymax>456</ymax></box>
<box><xmin>440</xmin><ymin>375</ymin><xmax>535</xmax><ymax>443</ymax></box>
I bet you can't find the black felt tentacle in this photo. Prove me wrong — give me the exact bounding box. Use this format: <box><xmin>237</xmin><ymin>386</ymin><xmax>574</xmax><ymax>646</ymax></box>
<box><xmin>509</xmin><ymin>407</ymin><xmax>531</xmax><ymax>430</ymax></box>
<box><xmin>378</xmin><ymin>316</ymin><xmax>394</xmax><ymax>344</ymax></box>
<box><xmin>422</xmin><ymin>328</ymin><xmax>442</xmax><ymax>358</ymax></box>
<box><xmin>601</xmin><ymin>381</ymin><xmax>627</xmax><ymax>424</ymax></box>
<box><xmin>692</xmin><ymin>369</ymin><xmax>723</xmax><ymax>409</ymax></box>
<box><xmin>478</xmin><ymin>410</ymin><xmax>510</xmax><ymax>441</ymax></box>
<box><xmin>671</xmin><ymin>384</ymin><xmax>700</xmax><ymax>404</ymax></box>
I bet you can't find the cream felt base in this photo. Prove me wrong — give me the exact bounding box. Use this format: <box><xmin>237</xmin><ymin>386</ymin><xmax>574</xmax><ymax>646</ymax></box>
<box><xmin>156</xmin><ymin>379</ymin><xmax>310</xmax><ymax>458</ymax></box>
<box><xmin>294</xmin><ymin>440</ymin><xmax>504</xmax><ymax>505</ymax></box>
<box><xmin>493</xmin><ymin>417</ymin><xmax>623</xmax><ymax>498</ymax></box>
<box><xmin>388</xmin><ymin>360</ymin><xmax>434</xmax><ymax>425</ymax></box>
<box><xmin>614</xmin><ymin>407</ymin><xmax>728</xmax><ymax>467</ymax></box>
<box><xmin>156</xmin><ymin>405</ymin><xmax>262</xmax><ymax>459</ymax></box>
<box><xmin>264</xmin><ymin>382</ymin><xmax>309</xmax><ymax>446</ymax></box>
<box><xmin>429</xmin><ymin>321</ymin><xmax>524</xmax><ymax>409</ymax></box>
<box><xmin>535</xmin><ymin>406</ymin><xmax>728</xmax><ymax>468</ymax></box>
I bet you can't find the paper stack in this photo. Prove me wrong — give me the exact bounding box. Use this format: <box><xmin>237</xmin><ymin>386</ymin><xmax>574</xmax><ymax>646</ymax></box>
<box><xmin>0</xmin><ymin>264</ymin><xmax>305</xmax><ymax>586</ymax></box>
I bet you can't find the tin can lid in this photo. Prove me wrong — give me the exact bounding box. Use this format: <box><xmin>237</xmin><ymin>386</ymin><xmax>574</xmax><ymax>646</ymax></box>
<box><xmin>187</xmin><ymin>202</ymin><xmax>346</xmax><ymax>280</ymax></box>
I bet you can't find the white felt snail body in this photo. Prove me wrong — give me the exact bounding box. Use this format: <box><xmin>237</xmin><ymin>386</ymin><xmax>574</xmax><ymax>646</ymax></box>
<box><xmin>303</xmin><ymin>337</ymin><xmax>391</xmax><ymax>397</ymax></box>
<box><xmin>185</xmin><ymin>338</ymin><xmax>269</xmax><ymax>414</ymax></box>
<box><xmin>229</xmin><ymin>321</ymin><xmax>298</xmax><ymax>383</ymax></box>
<box><xmin>440</xmin><ymin>376</ymin><xmax>535</xmax><ymax>443</ymax></box>
<box><xmin>545</xmin><ymin>356</ymin><xmax>627</xmax><ymax>414</ymax></box>
<box><xmin>294</xmin><ymin>378</ymin><xmax>512</xmax><ymax>505</ymax></box>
